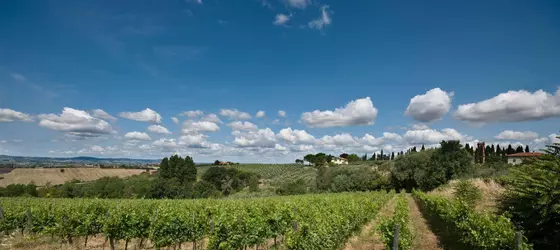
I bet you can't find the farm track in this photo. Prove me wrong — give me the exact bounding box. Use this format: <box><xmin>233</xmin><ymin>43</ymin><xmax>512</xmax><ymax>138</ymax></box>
<box><xmin>342</xmin><ymin>196</ymin><xmax>397</xmax><ymax>250</ymax></box>
<box><xmin>407</xmin><ymin>195</ymin><xmax>443</xmax><ymax>250</ymax></box>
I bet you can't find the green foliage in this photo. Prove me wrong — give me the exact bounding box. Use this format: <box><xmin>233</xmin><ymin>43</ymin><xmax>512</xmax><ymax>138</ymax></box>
<box><xmin>0</xmin><ymin>192</ymin><xmax>391</xmax><ymax>249</ymax></box>
<box><xmin>159</xmin><ymin>155</ymin><xmax>197</xmax><ymax>184</ymax></box>
<box><xmin>201</xmin><ymin>166</ymin><xmax>257</xmax><ymax>195</ymax></box>
<box><xmin>413</xmin><ymin>190</ymin><xmax>532</xmax><ymax>249</ymax></box>
<box><xmin>346</xmin><ymin>154</ymin><xmax>361</xmax><ymax>162</ymax></box>
<box><xmin>390</xmin><ymin>150</ymin><xmax>433</xmax><ymax>191</ymax></box>
<box><xmin>276</xmin><ymin>179</ymin><xmax>308</xmax><ymax>195</ymax></box>
<box><xmin>248</xmin><ymin>175</ymin><xmax>259</xmax><ymax>192</ymax></box>
<box><xmin>0</xmin><ymin>183</ymin><xmax>38</xmax><ymax>197</ymax></box>
<box><xmin>378</xmin><ymin>192</ymin><xmax>412</xmax><ymax>250</ymax></box>
<box><xmin>317</xmin><ymin>166</ymin><xmax>389</xmax><ymax>192</ymax></box>
<box><xmin>453</xmin><ymin>180</ymin><xmax>482</xmax><ymax>208</ymax></box>
<box><xmin>499</xmin><ymin>155</ymin><xmax>560</xmax><ymax>249</ymax></box>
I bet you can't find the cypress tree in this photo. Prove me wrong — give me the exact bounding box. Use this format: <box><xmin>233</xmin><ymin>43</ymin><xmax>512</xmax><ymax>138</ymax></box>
<box><xmin>525</xmin><ymin>145</ymin><xmax>530</xmax><ymax>153</ymax></box>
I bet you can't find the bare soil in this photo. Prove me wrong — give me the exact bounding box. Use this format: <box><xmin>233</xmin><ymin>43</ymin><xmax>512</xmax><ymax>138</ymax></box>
<box><xmin>0</xmin><ymin>168</ymin><xmax>148</xmax><ymax>187</ymax></box>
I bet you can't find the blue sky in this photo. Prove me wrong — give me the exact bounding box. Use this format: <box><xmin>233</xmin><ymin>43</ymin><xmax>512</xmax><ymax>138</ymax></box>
<box><xmin>1</xmin><ymin>0</ymin><xmax>559</xmax><ymax>162</ymax></box>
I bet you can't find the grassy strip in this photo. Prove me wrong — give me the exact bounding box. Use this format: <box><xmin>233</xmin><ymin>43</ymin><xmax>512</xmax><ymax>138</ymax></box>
<box><xmin>377</xmin><ymin>190</ymin><xmax>412</xmax><ymax>250</ymax></box>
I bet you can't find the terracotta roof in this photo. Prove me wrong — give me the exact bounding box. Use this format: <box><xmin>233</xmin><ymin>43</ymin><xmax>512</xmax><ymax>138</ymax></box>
<box><xmin>506</xmin><ymin>152</ymin><xmax>543</xmax><ymax>157</ymax></box>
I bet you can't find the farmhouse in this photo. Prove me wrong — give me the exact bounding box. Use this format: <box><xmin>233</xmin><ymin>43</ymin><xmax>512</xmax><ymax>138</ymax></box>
<box><xmin>506</xmin><ymin>152</ymin><xmax>543</xmax><ymax>165</ymax></box>
<box><xmin>331</xmin><ymin>157</ymin><xmax>348</xmax><ymax>165</ymax></box>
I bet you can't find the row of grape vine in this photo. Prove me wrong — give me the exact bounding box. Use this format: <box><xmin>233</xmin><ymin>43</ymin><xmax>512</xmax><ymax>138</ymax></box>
<box><xmin>0</xmin><ymin>191</ymin><xmax>391</xmax><ymax>250</ymax></box>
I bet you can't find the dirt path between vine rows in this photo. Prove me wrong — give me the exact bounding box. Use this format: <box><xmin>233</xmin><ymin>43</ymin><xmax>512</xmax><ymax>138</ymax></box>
<box><xmin>342</xmin><ymin>196</ymin><xmax>397</xmax><ymax>250</ymax></box>
<box><xmin>407</xmin><ymin>195</ymin><xmax>444</xmax><ymax>250</ymax></box>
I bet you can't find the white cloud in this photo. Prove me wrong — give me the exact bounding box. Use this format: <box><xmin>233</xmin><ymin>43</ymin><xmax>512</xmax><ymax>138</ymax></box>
<box><xmin>11</xmin><ymin>73</ymin><xmax>26</xmax><ymax>82</ymax></box>
<box><xmin>228</xmin><ymin>121</ymin><xmax>258</xmax><ymax>131</ymax></box>
<box><xmin>182</xmin><ymin>120</ymin><xmax>220</xmax><ymax>134</ymax></box>
<box><xmin>403</xmin><ymin>128</ymin><xmax>465</xmax><ymax>144</ymax></box>
<box><xmin>411</xmin><ymin>124</ymin><xmax>430</xmax><ymax>130</ymax></box>
<box><xmin>405</xmin><ymin>88</ymin><xmax>453</xmax><ymax>122</ymax></box>
<box><xmin>383</xmin><ymin>132</ymin><xmax>403</xmax><ymax>141</ymax></box>
<box><xmin>152</xmin><ymin>138</ymin><xmax>179</xmax><ymax>150</ymax></box>
<box><xmin>90</xmin><ymin>145</ymin><xmax>105</xmax><ymax>152</ymax></box>
<box><xmin>274</xmin><ymin>14</ymin><xmax>291</xmax><ymax>26</ymax></box>
<box><xmin>278</xmin><ymin>110</ymin><xmax>286</xmax><ymax>117</ymax></box>
<box><xmin>301</xmin><ymin>97</ymin><xmax>378</xmax><ymax>128</ymax></box>
<box><xmin>119</xmin><ymin>108</ymin><xmax>162</xmax><ymax>123</ymax></box>
<box><xmin>232</xmin><ymin>128</ymin><xmax>276</xmax><ymax>148</ymax></box>
<box><xmin>361</xmin><ymin>134</ymin><xmax>384</xmax><ymax>146</ymax></box>
<box><xmin>179</xmin><ymin>133</ymin><xmax>210</xmax><ymax>148</ymax></box>
<box><xmin>124</xmin><ymin>131</ymin><xmax>152</xmax><ymax>141</ymax></box>
<box><xmin>38</xmin><ymin>108</ymin><xmax>113</xmax><ymax>137</ymax></box>
<box><xmin>219</xmin><ymin>109</ymin><xmax>252</xmax><ymax>120</ymax></box>
<box><xmin>180</xmin><ymin>110</ymin><xmax>204</xmax><ymax>118</ymax></box>
<box><xmin>91</xmin><ymin>109</ymin><xmax>117</xmax><ymax>122</ymax></box>
<box><xmin>308</xmin><ymin>5</ymin><xmax>332</xmax><ymax>30</ymax></box>
<box><xmin>495</xmin><ymin>130</ymin><xmax>538</xmax><ymax>140</ymax></box>
<box><xmin>275</xmin><ymin>144</ymin><xmax>288</xmax><ymax>151</ymax></box>
<box><xmin>454</xmin><ymin>89</ymin><xmax>560</xmax><ymax>123</ymax></box>
<box><xmin>277</xmin><ymin>127</ymin><xmax>316</xmax><ymax>144</ymax></box>
<box><xmin>148</xmin><ymin>125</ymin><xmax>172</xmax><ymax>134</ymax></box>
<box><xmin>201</xmin><ymin>113</ymin><xmax>222</xmax><ymax>123</ymax></box>
<box><xmin>319</xmin><ymin>133</ymin><xmax>359</xmax><ymax>146</ymax></box>
<box><xmin>171</xmin><ymin>117</ymin><xmax>179</xmax><ymax>124</ymax></box>
<box><xmin>0</xmin><ymin>108</ymin><xmax>33</xmax><ymax>122</ymax></box>
<box><xmin>256</xmin><ymin>111</ymin><xmax>266</xmax><ymax>118</ymax></box>
<box><xmin>286</xmin><ymin>0</ymin><xmax>309</xmax><ymax>9</ymax></box>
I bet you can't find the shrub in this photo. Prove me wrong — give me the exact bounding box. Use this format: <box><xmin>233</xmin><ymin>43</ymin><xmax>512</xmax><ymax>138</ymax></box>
<box><xmin>453</xmin><ymin>180</ymin><xmax>482</xmax><ymax>208</ymax></box>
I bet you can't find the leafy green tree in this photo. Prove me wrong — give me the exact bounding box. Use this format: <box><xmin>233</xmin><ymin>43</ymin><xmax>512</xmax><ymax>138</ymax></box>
<box><xmin>499</xmin><ymin>153</ymin><xmax>560</xmax><ymax>249</ymax></box>
<box><xmin>303</xmin><ymin>154</ymin><xmax>316</xmax><ymax>165</ymax></box>
<box><xmin>453</xmin><ymin>180</ymin><xmax>482</xmax><ymax>208</ymax></box>
<box><xmin>544</xmin><ymin>134</ymin><xmax>559</xmax><ymax>155</ymax></box>
<box><xmin>524</xmin><ymin>145</ymin><xmax>530</xmax><ymax>153</ymax></box>
<box><xmin>431</xmin><ymin>140</ymin><xmax>473</xmax><ymax>181</ymax></box>
<box><xmin>421</xmin><ymin>144</ymin><xmax>425</xmax><ymax>151</ymax></box>
<box><xmin>515</xmin><ymin>145</ymin><xmax>524</xmax><ymax>153</ymax></box>
<box><xmin>390</xmin><ymin>152</ymin><xmax>395</xmax><ymax>160</ymax></box>
<box><xmin>346</xmin><ymin>154</ymin><xmax>361</xmax><ymax>162</ymax></box>
<box><xmin>339</xmin><ymin>153</ymin><xmax>349</xmax><ymax>159</ymax></box>
<box><xmin>192</xmin><ymin>181</ymin><xmax>219</xmax><ymax>198</ymax></box>
<box><xmin>507</xmin><ymin>144</ymin><xmax>515</xmax><ymax>154</ymax></box>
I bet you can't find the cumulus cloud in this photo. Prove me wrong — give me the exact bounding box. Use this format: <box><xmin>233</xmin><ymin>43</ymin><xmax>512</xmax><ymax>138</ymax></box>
<box><xmin>495</xmin><ymin>130</ymin><xmax>538</xmax><ymax>140</ymax></box>
<box><xmin>179</xmin><ymin>133</ymin><xmax>211</xmax><ymax>148</ymax></box>
<box><xmin>148</xmin><ymin>125</ymin><xmax>172</xmax><ymax>134</ymax></box>
<box><xmin>273</xmin><ymin>14</ymin><xmax>291</xmax><ymax>26</ymax></box>
<box><xmin>119</xmin><ymin>108</ymin><xmax>162</xmax><ymax>123</ymax></box>
<box><xmin>124</xmin><ymin>131</ymin><xmax>152</xmax><ymax>141</ymax></box>
<box><xmin>301</xmin><ymin>97</ymin><xmax>378</xmax><ymax>128</ymax></box>
<box><xmin>171</xmin><ymin>117</ymin><xmax>179</xmax><ymax>124</ymax></box>
<box><xmin>182</xmin><ymin>120</ymin><xmax>220</xmax><ymax>134</ymax></box>
<box><xmin>180</xmin><ymin>110</ymin><xmax>203</xmax><ymax>118</ymax></box>
<box><xmin>277</xmin><ymin>127</ymin><xmax>316</xmax><ymax>144</ymax></box>
<box><xmin>275</xmin><ymin>144</ymin><xmax>288</xmax><ymax>151</ymax></box>
<box><xmin>228</xmin><ymin>121</ymin><xmax>258</xmax><ymax>131</ymax></box>
<box><xmin>278</xmin><ymin>110</ymin><xmax>287</xmax><ymax>118</ymax></box>
<box><xmin>403</xmin><ymin>128</ymin><xmax>465</xmax><ymax>144</ymax></box>
<box><xmin>232</xmin><ymin>128</ymin><xmax>276</xmax><ymax>148</ymax></box>
<box><xmin>38</xmin><ymin>108</ymin><xmax>113</xmax><ymax>137</ymax></box>
<box><xmin>411</xmin><ymin>124</ymin><xmax>430</xmax><ymax>130</ymax></box>
<box><xmin>286</xmin><ymin>0</ymin><xmax>309</xmax><ymax>9</ymax></box>
<box><xmin>405</xmin><ymin>88</ymin><xmax>453</xmax><ymax>122</ymax></box>
<box><xmin>91</xmin><ymin>109</ymin><xmax>117</xmax><ymax>122</ymax></box>
<box><xmin>219</xmin><ymin>109</ymin><xmax>251</xmax><ymax>120</ymax></box>
<box><xmin>256</xmin><ymin>111</ymin><xmax>265</xmax><ymax>118</ymax></box>
<box><xmin>454</xmin><ymin>89</ymin><xmax>560</xmax><ymax>123</ymax></box>
<box><xmin>0</xmin><ymin>108</ymin><xmax>33</xmax><ymax>122</ymax></box>
<box><xmin>152</xmin><ymin>138</ymin><xmax>179</xmax><ymax>150</ymax></box>
<box><xmin>319</xmin><ymin>133</ymin><xmax>359</xmax><ymax>146</ymax></box>
<box><xmin>308</xmin><ymin>5</ymin><xmax>332</xmax><ymax>30</ymax></box>
<box><xmin>201</xmin><ymin>113</ymin><xmax>222</xmax><ymax>123</ymax></box>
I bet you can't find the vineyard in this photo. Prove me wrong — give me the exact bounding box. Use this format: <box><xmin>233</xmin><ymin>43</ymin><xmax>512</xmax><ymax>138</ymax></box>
<box><xmin>0</xmin><ymin>191</ymin><xmax>390</xmax><ymax>250</ymax></box>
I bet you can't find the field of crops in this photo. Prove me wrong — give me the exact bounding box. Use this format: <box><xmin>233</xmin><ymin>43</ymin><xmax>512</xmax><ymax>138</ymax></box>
<box><xmin>0</xmin><ymin>191</ymin><xmax>390</xmax><ymax>250</ymax></box>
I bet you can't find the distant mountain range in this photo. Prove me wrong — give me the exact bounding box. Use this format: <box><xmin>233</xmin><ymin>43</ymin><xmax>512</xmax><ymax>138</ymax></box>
<box><xmin>0</xmin><ymin>155</ymin><xmax>160</xmax><ymax>166</ymax></box>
